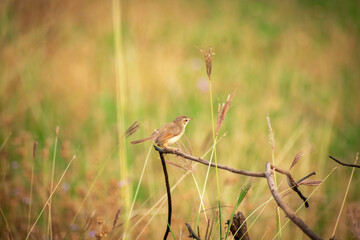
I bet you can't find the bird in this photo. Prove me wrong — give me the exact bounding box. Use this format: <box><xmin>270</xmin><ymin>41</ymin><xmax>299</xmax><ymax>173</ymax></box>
<box><xmin>131</xmin><ymin>115</ymin><xmax>192</xmax><ymax>148</ymax></box>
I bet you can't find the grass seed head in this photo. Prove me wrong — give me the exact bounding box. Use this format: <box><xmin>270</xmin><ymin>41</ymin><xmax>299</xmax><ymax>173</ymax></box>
<box><xmin>216</xmin><ymin>92</ymin><xmax>235</xmax><ymax>136</ymax></box>
<box><xmin>200</xmin><ymin>47</ymin><xmax>215</xmax><ymax>80</ymax></box>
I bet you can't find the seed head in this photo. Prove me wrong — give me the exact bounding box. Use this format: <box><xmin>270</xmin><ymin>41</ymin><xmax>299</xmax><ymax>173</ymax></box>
<box><xmin>200</xmin><ymin>47</ymin><xmax>215</xmax><ymax>80</ymax></box>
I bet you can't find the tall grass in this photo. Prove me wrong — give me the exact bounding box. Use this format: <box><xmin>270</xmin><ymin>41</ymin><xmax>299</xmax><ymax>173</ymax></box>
<box><xmin>331</xmin><ymin>153</ymin><xmax>359</xmax><ymax>238</ymax></box>
<box><xmin>0</xmin><ymin>0</ymin><xmax>360</xmax><ymax>239</ymax></box>
<box><xmin>47</xmin><ymin>126</ymin><xmax>59</xmax><ymax>239</ymax></box>
<box><xmin>112</xmin><ymin>0</ymin><xmax>131</xmax><ymax>238</ymax></box>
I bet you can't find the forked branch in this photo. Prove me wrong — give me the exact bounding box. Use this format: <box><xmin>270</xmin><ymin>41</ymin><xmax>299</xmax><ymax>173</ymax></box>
<box><xmin>265</xmin><ymin>162</ymin><xmax>322</xmax><ymax>240</ymax></box>
<box><xmin>153</xmin><ymin>146</ymin><xmax>319</xmax><ymax>239</ymax></box>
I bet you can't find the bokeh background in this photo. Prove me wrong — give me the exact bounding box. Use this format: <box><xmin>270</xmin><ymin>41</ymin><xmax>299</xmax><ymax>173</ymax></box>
<box><xmin>1</xmin><ymin>0</ymin><xmax>360</xmax><ymax>239</ymax></box>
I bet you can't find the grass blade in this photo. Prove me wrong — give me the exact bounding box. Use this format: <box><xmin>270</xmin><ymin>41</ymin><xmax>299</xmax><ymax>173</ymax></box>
<box><xmin>331</xmin><ymin>152</ymin><xmax>359</xmax><ymax>238</ymax></box>
<box><xmin>225</xmin><ymin>183</ymin><xmax>252</xmax><ymax>239</ymax></box>
<box><xmin>26</xmin><ymin>155</ymin><xmax>76</xmax><ymax>240</ymax></box>
<box><xmin>48</xmin><ymin>126</ymin><xmax>59</xmax><ymax>240</ymax></box>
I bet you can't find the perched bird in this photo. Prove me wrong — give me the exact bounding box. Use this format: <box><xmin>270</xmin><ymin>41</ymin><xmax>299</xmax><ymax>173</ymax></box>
<box><xmin>131</xmin><ymin>115</ymin><xmax>192</xmax><ymax>148</ymax></box>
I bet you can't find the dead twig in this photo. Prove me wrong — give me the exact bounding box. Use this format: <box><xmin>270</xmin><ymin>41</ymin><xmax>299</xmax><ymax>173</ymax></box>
<box><xmin>329</xmin><ymin>156</ymin><xmax>360</xmax><ymax>169</ymax></box>
<box><xmin>185</xmin><ymin>223</ymin><xmax>201</xmax><ymax>240</ymax></box>
<box><xmin>156</xmin><ymin>146</ymin><xmax>265</xmax><ymax>178</ymax></box>
<box><xmin>156</xmin><ymin>148</ymin><xmax>172</xmax><ymax>240</ymax></box>
<box><xmin>265</xmin><ymin>162</ymin><xmax>322</xmax><ymax>240</ymax></box>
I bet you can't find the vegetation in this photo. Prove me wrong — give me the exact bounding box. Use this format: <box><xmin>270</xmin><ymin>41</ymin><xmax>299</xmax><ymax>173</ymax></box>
<box><xmin>1</xmin><ymin>0</ymin><xmax>360</xmax><ymax>239</ymax></box>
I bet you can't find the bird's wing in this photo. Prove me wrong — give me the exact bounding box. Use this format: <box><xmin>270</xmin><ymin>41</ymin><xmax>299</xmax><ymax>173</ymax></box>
<box><xmin>159</xmin><ymin>123</ymin><xmax>182</xmax><ymax>136</ymax></box>
<box><xmin>155</xmin><ymin>123</ymin><xmax>182</xmax><ymax>146</ymax></box>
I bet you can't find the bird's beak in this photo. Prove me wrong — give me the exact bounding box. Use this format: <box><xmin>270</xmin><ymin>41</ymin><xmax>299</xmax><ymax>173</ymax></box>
<box><xmin>189</xmin><ymin>117</ymin><xmax>193</xmax><ymax>121</ymax></box>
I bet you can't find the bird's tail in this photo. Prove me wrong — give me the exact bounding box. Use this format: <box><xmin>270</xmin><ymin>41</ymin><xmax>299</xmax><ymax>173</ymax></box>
<box><xmin>131</xmin><ymin>136</ymin><xmax>153</xmax><ymax>144</ymax></box>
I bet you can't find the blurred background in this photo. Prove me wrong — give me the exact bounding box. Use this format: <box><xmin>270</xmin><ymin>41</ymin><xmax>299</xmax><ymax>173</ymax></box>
<box><xmin>1</xmin><ymin>0</ymin><xmax>360</xmax><ymax>239</ymax></box>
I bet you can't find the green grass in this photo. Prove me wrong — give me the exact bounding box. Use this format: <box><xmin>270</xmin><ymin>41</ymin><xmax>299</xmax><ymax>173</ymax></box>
<box><xmin>1</xmin><ymin>0</ymin><xmax>360</xmax><ymax>239</ymax></box>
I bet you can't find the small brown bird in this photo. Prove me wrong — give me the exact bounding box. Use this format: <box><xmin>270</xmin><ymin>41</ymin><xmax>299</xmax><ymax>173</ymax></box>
<box><xmin>131</xmin><ymin>115</ymin><xmax>192</xmax><ymax>148</ymax></box>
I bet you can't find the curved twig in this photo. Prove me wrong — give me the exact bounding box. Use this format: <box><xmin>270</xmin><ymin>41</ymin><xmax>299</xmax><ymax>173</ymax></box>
<box><xmin>185</xmin><ymin>223</ymin><xmax>201</xmax><ymax>240</ymax></box>
<box><xmin>329</xmin><ymin>156</ymin><xmax>360</xmax><ymax>169</ymax></box>
<box><xmin>157</xmin><ymin>149</ymin><xmax>172</xmax><ymax>240</ymax></box>
<box><xmin>265</xmin><ymin>162</ymin><xmax>322</xmax><ymax>240</ymax></box>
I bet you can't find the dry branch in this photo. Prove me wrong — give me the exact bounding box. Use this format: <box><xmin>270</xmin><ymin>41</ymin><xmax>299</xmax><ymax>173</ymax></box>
<box><xmin>329</xmin><ymin>156</ymin><xmax>360</xmax><ymax>169</ymax></box>
<box><xmin>265</xmin><ymin>162</ymin><xmax>322</xmax><ymax>240</ymax></box>
<box><xmin>158</xmin><ymin>151</ymin><xmax>172</xmax><ymax>240</ymax></box>
<box><xmin>185</xmin><ymin>223</ymin><xmax>201</xmax><ymax>240</ymax></box>
<box><xmin>153</xmin><ymin>146</ymin><xmax>319</xmax><ymax>238</ymax></box>
<box><xmin>155</xmin><ymin>146</ymin><xmax>265</xmax><ymax>178</ymax></box>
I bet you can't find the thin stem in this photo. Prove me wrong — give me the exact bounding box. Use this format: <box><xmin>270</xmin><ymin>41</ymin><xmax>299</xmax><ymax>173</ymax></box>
<box><xmin>0</xmin><ymin>131</ymin><xmax>11</xmax><ymax>152</ymax></box>
<box><xmin>126</xmin><ymin>146</ymin><xmax>152</xmax><ymax>230</ymax></box>
<box><xmin>27</xmin><ymin>141</ymin><xmax>38</xmax><ymax>233</ymax></box>
<box><xmin>331</xmin><ymin>153</ymin><xmax>359</xmax><ymax>239</ymax></box>
<box><xmin>48</xmin><ymin>127</ymin><xmax>59</xmax><ymax>240</ymax></box>
<box><xmin>0</xmin><ymin>208</ymin><xmax>14</xmax><ymax>240</ymax></box>
<box><xmin>196</xmin><ymin>137</ymin><xmax>217</xmax><ymax>229</ymax></box>
<box><xmin>208</xmin><ymin>78</ymin><xmax>223</xmax><ymax>238</ymax></box>
<box><xmin>63</xmin><ymin>150</ymin><xmax>116</xmax><ymax>239</ymax></box>
<box><xmin>112</xmin><ymin>1</ymin><xmax>130</xmax><ymax>237</ymax></box>
<box><xmin>329</xmin><ymin>155</ymin><xmax>360</xmax><ymax>168</ymax></box>
<box><xmin>26</xmin><ymin>155</ymin><xmax>76</xmax><ymax>240</ymax></box>
<box><xmin>191</xmin><ymin>173</ymin><xmax>208</xmax><ymax>221</ymax></box>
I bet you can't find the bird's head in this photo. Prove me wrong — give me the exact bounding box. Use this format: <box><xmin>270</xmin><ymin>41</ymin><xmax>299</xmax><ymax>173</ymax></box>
<box><xmin>174</xmin><ymin>115</ymin><xmax>193</xmax><ymax>127</ymax></box>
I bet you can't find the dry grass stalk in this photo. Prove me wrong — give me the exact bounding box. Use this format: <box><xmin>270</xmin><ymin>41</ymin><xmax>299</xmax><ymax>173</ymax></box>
<box><xmin>112</xmin><ymin>208</ymin><xmax>122</xmax><ymax>231</ymax></box>
<box><xmin>32</xmin><ymin>141</ymin><xmax>38</xmax><ymax>159</ymax></box>
<box><xmin>185</xmin><ymin>223</ymin><xmax>201</xmax><ymax>240</ymax></box>
<box><xmin>184</xmin><ymin>135</ymin><xmax>193</xmax><ymax>155</ymax></box>
<box><xmin>171</xmin><ymin>140</ymin><xmax>193</xmax><ymax>171</ymax></box>
<box><xmin>216</xmin><ymin>92</ymin><xmax>235</xmax><ymax>136</ymax></box>
<box><xmin>298</xmin><ymin>180</ymin><xmax>322</xmax><ymax>186</ymax></box>
<box><xmin>125</xmin><ymin>121</ymin><xmax>140</xmax><ymax>138</ymax></box>
<box><xmin>82</xmin><ymin>211</ymin><xmax>95</xmax><ymax>236</ymax></box>
<box><xmin>207</xmin><ymin>215</ymin><xmax>215</xmax><ymax>239</ymax></box>
<box><xmin>266</xmin><ymin>116</ymin><xmax>275</xmax><ymax>150</ymax></box>
<box><xmin>200</xmin><ymin>47</ymin><xmax>214</xmax><ymax>79</ymax></box>
<box><xmin>180</xmin><ymin>142</ymin><xmax>190</xmax><ymax>155</ymax></box>
<box><xmin>289</xmin><ymin>152</ymin><xmax>304</xmax><ymax>170</ymax></box>
<box><xmin>165</xmin><ymin>159</ymin><xmax>190</xmax><ymax>172</ymax></box>
<box><xmin>204</xmin><ymin>218</ymin><xmax>211</xmax><ymax>240</ymax></box>
<box><xmin>348</xmin><ymin>204</ymin><xmax>360</xmax><ymax>240</ymax></box>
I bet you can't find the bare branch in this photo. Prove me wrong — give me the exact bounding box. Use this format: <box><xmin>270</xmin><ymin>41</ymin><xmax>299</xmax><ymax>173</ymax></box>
<box><xmin>296</xmin><ymin>172</ymin><xmax>316</xmax><ymax>184</ymax></box>
<box><xmin>329</xmin><ymin>156</ymin><xmax>360</xmax><ymax>169</ymax></box>
<box><xmin>265</xmin><ymin>162</ymin><xmax>322</xmax><ymax>240</ymax></box>
<box><xmin>154</xmin><ymin>146</ymin><xmax>311</xmax><ymax>207</ymax></box>
<box><xmin>185</xmin><ymin>223</ymin><xmax>201</xmax><ymax>240</ymax></box>
<box><xmin>155</xmin><ymin>146</ymin><xmax>265</xmax><ymax>178</ymax></box>
<box><xmin>152</xmin><ymin>146</ymin><xmax>319</xmax><ymax>237</ymax></box>
<box><xmin>158</xmin><ymin>151</ymin><xmax>172</xmax><ymax>240</ymax></box>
